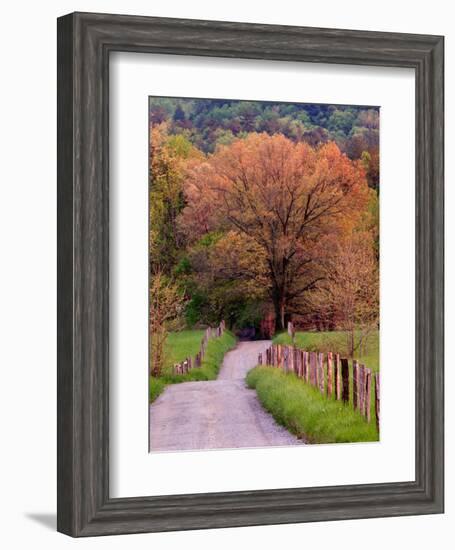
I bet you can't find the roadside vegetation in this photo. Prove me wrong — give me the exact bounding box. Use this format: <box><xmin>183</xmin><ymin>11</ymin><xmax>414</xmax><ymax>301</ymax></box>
<box><xmin>247</xmin><ymin>366</ymin><xmax>379</xmax><ymax>444</ymax></box>
<box><xmin>149</xmin><ymin>329</ymin><xmax>236</xmax><ymax>403</ymax></box>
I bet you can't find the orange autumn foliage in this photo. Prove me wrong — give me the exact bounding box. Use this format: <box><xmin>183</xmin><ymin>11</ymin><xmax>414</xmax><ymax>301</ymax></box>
<box><xmin>180</xmin><ymin>133</ymin><xmax>370</xmax><ymax>329</ymax></box>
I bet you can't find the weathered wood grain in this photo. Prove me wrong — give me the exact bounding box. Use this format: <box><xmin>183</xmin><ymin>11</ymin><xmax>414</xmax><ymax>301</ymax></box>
<box><xmin>365</xmin><ymin>368</ymin><xmax>372</xmax><ymax>422</ymax></box>
<box><xmin>327</xmin><ymin>352</ymin><xmax>333</xmax><ymax>397</ymax></box>
<box><xmin>309</xmin><ymin>352</ymin><xmax>317</xmax><ymax>387</ymax></box>
<box><xmin>359</xmin><ymin>365</ymin><xmax>365</xmax><ymax>415</ymax></box>
<box><xmin>317</xmin><ymin>352</ymin><xmax>325</xmax><ymax>394</ymax></box>
<box><xmin>334</xmin><ymin>353</ymin><xmax>341</xmax><ymax>400</ymax></box>
<box><xmin>341</xmin><ymin>358</ymin><xmax>350</xmax><ymax>403</ymax></box>
<box><xmin>353</xmin><ymin>360</ymin><xmax>359</xmax><ymax>410</ymax></box>
<box><xmin>374</xmin><ymin>373</ymin><xmax>380</xmax><ymax>432</ymax></box>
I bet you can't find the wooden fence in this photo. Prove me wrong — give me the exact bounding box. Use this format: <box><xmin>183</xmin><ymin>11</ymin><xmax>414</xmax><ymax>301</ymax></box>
<box><xmin>172</xmin><ymin>320</ymin><xmax>226</xmax><ymax>375</ymax></box>
<box><xmin>258</xmin><ymin>344</ymin><xmax>380</xmax><ymax>431</ymax></box>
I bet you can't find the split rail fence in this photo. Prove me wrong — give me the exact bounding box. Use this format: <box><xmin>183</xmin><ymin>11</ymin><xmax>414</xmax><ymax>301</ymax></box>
<box><xmin>172</xmin><ymin>320</ymin><xmax>226</xmax><ymax>375</ymax></box>
<box><xmin>258</xmin><ymin>343</ymin><xmax>380</xmax><ymax>431</ymax></box>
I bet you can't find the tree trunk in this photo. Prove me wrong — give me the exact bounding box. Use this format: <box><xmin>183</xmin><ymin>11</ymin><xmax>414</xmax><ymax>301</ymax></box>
<box><xmin>280</xmin><ymin>301</ymin><xmax>286</xmax><ymax>332</ymax></box>
<box><xmin>349</xmin><ymin>328</ymin><xmax>355</xmax><ymax>357</ymax></box>
<box><xmin>273</xmin><ymin>298</ymin><xmax>283</xmax><ymax>331</ymax></box>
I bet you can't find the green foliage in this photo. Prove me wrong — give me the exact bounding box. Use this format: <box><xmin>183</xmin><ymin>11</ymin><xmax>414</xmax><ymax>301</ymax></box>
<box><xmin>173</xmin><ymin>256</ymin><xmax>192</xmax><ymax>276</ymax></box>
<box><xmin>149</xmin><ymin>330</ymin><xmax>237</xmax><ymax>403</ymax></box>
<box><xmin>228</xmin><ymin>300</ymin><xmax>264</xmax><ymax>329</ymax></box>
<box><xmin>149</xmin><ymin>129</ymin><xmax>187</xmax><ymax>271</ymax></box>
<box><xmin>149</xmin><ymin>97</ymin><xmax>379</xmax><ymax>157</ymax></box>
<box><xmin>247</xmin><ymin>367</ymin><xmax>379</xmax><ymax>444</ymax></box>
<box><xmin>327</xmin><ymin>108</ymin><xmax>356</xmax><ymax>134</ymax></box>
<box><xmin>196</xmin><ymin>231</ymin><xmax>223</xmax><ymax>248</ymax></box>
<box><xmin>184</xmin><ymin>293</ymin><xmax>208</xmax><ymax>327</ymax></box>
<box><xmin>166</xmin><ymin>134</ymin><xmax>195</xmax><ymax>159</ymax></box>
<box><xmin>149</xmin><ymin>377</ymin><xmax>167</xmax><ymax>403</ymax></box>
<box><xmin>273</xmin><ymin>330</ymin><xmax>379</xmax><ymax>372</ymax></box>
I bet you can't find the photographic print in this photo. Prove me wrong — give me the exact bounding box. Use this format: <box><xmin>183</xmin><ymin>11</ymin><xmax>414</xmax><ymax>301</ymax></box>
<box><xmin>149</xmin><ymin>97</ymin><xmax>380</xmax><ymax>452</ymax></box>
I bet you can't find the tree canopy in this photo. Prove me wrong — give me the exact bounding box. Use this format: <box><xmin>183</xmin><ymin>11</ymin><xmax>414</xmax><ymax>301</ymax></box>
<box><xmin>149</xmin><ymin>98</ymin><xmax>380</xmax><ymax>343</ymax></box>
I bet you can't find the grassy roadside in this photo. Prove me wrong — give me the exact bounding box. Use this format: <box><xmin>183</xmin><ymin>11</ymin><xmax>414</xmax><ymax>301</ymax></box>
<box><xmin>149</xmin><ymin>330</ymin><xmax>236</xmax><ymax>403</ymax></box>
<box><xmin>247</xmin><ymin>366</ymin><xmax>379</xmax><ymax>444</ymax></box>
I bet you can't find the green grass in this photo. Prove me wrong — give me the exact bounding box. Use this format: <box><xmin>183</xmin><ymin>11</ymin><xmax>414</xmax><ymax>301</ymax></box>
<box><xmin>163</xmin><ymin>329</ymin><xmax>205</xmax><ymax>373</ymax></box>
<box><xmin>149</xmin><ymin>330</ymin><xmax>237</xmax><ymax>403</ymax></box>
<box><xmin>272</xmin><ymin>330</ymin><xmax>379</xmax><ymax>422</ymax></box>
<box><xmin>273</xmin><ymin>330</ymin><xmax>379</xmax><ymax>372</ymax></box>
<box><xmin>247</xmin><ymin>366</ymin><xmax>379</xmax><ymax>444</ymax></box>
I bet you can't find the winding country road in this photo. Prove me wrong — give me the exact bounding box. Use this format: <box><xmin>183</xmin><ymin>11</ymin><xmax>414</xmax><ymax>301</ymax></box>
<box><xmin>149</xmin><ymin>340</ymin><xmax>302</xmax><ymax>452</ymax></box>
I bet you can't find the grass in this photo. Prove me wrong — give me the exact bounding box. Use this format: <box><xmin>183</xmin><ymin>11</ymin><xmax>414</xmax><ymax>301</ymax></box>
<box><xmin>149</xmin><ymin>329</ymin><xmax>237</xmax><ymax>403</ymax></box>
<box><xmin>163</xmin><ymin>329</ymin><xmax>205</xmax><ymax>372</ymax></box>
<box><xmin>247</xmin><ymin>366</ymin><xmax>379</xmax><ymax>444</ymax></box>
<box><xmin>273</xmin><ymin>330</ymin><xmax>379</xmax><ymax>372</ymax></box>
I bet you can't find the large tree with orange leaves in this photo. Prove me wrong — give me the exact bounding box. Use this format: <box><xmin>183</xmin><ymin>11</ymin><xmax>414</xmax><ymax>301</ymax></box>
<box><xmin>181</xmin><ymin>133</ymin><xmax>370</xmax><ymax>329</ymax></box>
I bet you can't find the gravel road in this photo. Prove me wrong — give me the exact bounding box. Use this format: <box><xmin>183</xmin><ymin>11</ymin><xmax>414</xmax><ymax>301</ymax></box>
<box><xmin>149</xmin><ymin>340</ymin><xmax>302</xmax><ymax>452</ymax></box>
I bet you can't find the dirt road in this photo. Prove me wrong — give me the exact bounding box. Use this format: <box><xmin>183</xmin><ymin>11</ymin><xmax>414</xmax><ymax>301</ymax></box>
<box><xmin>149</xmin><ymin>340</ymin><xmax>302</xmax><ymax>451</ymax></box>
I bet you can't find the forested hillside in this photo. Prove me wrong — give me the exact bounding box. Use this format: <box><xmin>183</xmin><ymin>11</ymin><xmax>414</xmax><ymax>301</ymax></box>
<box><xmin>149</xmin><ymin>97</ymin><xmax>379</xmax><ymax>190</ymax></box>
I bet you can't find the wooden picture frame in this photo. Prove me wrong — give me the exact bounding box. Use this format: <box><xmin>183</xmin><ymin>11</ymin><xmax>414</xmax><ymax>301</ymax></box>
<box><xmin>57</xmin><ymin>12</ymin><xmax>444</xmax><ymax>536</ymax></box>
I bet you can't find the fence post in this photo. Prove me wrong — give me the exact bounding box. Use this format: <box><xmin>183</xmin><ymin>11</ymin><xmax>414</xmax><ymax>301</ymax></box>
<box><xmin>334</xmin><ymin>354</ymin><xmax>341</xmax><ymax>399</ymax></box>
<box><xmin>258</xmin><ymin>352</ymin><xmax>262</xmax><ymax>365</ymax></box>
<box><xmin>365</xmin><ymin>368</ymin><xmax>372</xmax><ymax>422</ymax></box>
<box><xmin>341</xmin><ymin>358</ymin><xmax>349</xmax><ymax>403</ymax></box>
<box><xmin>302</xmin><ymin>351</ymin><xmax>308</xmax><ymax>382</ymax></box>
<box><xmin>309</xmin><ymin>352</ymin><xmax>317</xmax><ymax>386</ymax></box>
<box><xmin>283</xmin><ymin>346</ymin><xmax>288</xmax><ymax>372</ymax></box>
<box><xmin>374</xmin><ymin>373</ymin><xmax>380</xmax><ymax>432</ymax></box>
<box><xmin>317</xmin><ymin>352</ymin><xmax>325</xmax><ymax>394</ymax></box>
<box><xmin>359</xmin><ymin>365</ymin><xmax>366</xmax><ymax>415</ymax></box>
<box><xmin>353</xmin><ymin>360</ymin><xmax>359</xmax><ymax>410</ymax></box>
<box><xmin>290</xmin><ymin>346</ymin><xmax>295</xmax><ymax>374</ymax></box>
<box><xmin>327</xmin><ymin>352</ymin><xmax>333</xmax><ymax>397</ymax></box>
<box><xmin>288</xmin><ymin>321</ymin><xmax>295</xmax><ymax>345</ymax></box>
<box><xmin>295</xmin><ymin>347</ymin><xmax>301</xmax><ymax>377</ymax></box>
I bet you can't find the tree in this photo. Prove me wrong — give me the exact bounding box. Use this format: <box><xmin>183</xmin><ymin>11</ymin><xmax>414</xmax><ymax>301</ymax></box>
<box><xmin>150</xmin><ymin>104</ymin><xmax>169</xmax><ymax>124</ymax></box>
<box><xmin>173</xmin><ymin>104</ymin><xmax>186</xmax><ymax>122</ymax></box>
<box><xmin>181</xmin><ymin>133</ymin><xmax>370</xmax><ymax>329</ymax></box>
<box><xmin>361</xmin><ymin>149</ymin><xmax>380</xmax><ymax>190</ymax></box>
<box><xmin>308</xmin><ymin>230</ymin><xmax>379</xmax><ymax>356</ymax></box>
<box><xmin>149</xmin><ymin>124</ymin><xmax>203</xmax><ymax>272</ymax></box>
<box><xmin>149</xmin><ymin>271</ymin><xmax>186</xmax><ymax>376</ymax></box>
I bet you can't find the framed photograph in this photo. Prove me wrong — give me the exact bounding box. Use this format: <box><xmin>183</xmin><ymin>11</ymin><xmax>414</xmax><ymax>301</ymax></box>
<box><xmin>57</xmin><ymin>12</ymin><xmax>444</xmax><ymax>536</ymax></box>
